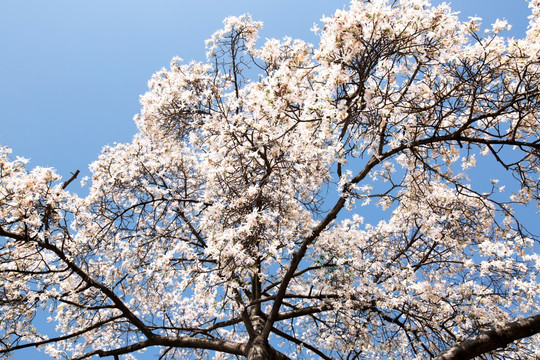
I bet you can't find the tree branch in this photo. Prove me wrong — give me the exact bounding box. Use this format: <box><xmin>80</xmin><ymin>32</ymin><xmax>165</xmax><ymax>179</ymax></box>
<box><xmin>0</xmin><ymin>315</ymin><xmax>123</xmax><ymax>354</ymax></box>
<box><xmin>271</xmin><ymin>326</ymin><xmax>331</xmax><ymax>360</ymax></box>
<box><xmin>261</xmin><ymin>155</ymin><xmax>382</xmax><ymax>340</ymax></box>
<box><xmin>73</xmin><ymin>335</ymin><xmax>246</xmax><ymax>360</ymax></box>
<box><xmin>434</xmin><ymin>314</ymin><xmax>540</xmax><ymax>360</ymax></box>
<box><xmin>62</xmin><ymin>170</ymin><xmax>80</xmax><ymax>189</ymax></box>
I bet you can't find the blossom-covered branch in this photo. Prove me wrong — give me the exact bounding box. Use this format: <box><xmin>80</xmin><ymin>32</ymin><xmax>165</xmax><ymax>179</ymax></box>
<box><xmin>1</xmin><ymin>0</ymin><xmax>539</xmax><ymax>359</ymax></box>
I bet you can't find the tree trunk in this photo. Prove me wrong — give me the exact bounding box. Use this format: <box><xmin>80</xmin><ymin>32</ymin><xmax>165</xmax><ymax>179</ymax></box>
<box><xmin>245</xmin><ymin>311</ymin><xmax>290</xmax><ymax>360</ymax></box>
<box><xmin>245</xmin><ymin>337</ymin><xmax>290</xmax><ymax>360</ymax></box>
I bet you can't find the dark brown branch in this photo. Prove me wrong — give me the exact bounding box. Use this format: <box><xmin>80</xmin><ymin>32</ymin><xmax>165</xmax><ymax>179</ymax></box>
<box><xmin>276</xmin><ymin>305</ymin><xmax>332</xmax><ymax>321</ymax></box>
<box><xmin>62</xmin><ymin>170</ymin><xmax>80</xmax><ymax>189</ymax></box>
<box><xmin>198</xmin><ymin>317</ymin><xmax>243</xmax><ymax>333</ymax></box>
<box><xmin>74</xmin><ymin>335</ymin><xmax>246</xmax><ymax>360</ymax></box>
<box><xmin>271</xmin><ymin>327</ymin><xmax>331</xmax><ymax>360</ymax></box>
<box><xmin>0</xmin><ymin>315</ymin><xmax>123</xmax><ymax>354</ymax></box>
<box><xmin>72</xmin><ymin>339</ymin><xmax>155</xmax><ymax>360</ymax></box>
<box><xmin>262</xmin><ymin>155</ymin><xmax>382</xmax><ymax>340</ymax></box>
<box><xmin>154</xmin><ymin>335</ymin><xmax>247</xmax><ymax>357</ymax></box>
<box><xmin>434</xmin><ymin>314</ymin><xmax>540</xmax><ymax>360</ymax></box>
<box><xmin>0</xmin><ymin>227</ymin><xmax>26</xmax><ymax>242</ymax></box>
<box><xmin>177</xmin><ymin>209</ymin><xmax>207</xmax><ymax>248</ymax></box>
<box><xmin>31</xmin><ymin>236</ymin><xmax>156</xmax><ymax>340</ymax></box>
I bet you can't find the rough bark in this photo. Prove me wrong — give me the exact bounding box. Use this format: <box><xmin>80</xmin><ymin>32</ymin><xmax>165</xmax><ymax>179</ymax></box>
<box><xmin>245</xmin><ymin>337</ymin><xmax>290</xmax><ymax>360</ymax></box>
<box><xmin>434</xmin><ymin>314</ymin><xmax>540</xmax><ymax>360</ymax></box>
<box><xmin>245</xmin><ymin>312</ymin><xmax>290</xmax><ymax>360</ymax></box>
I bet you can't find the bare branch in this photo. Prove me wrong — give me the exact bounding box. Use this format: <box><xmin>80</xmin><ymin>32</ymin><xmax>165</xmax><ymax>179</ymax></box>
<box><xmin>62</xmin><ymin>170</ymin><xmax>80</xmax><ymax>190</ymax></box>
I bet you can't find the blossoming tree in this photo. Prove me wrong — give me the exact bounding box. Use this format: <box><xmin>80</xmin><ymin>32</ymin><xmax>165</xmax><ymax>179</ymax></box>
<box><xmin>1</xmin><ymin>0</ymin><xmax>539</xmax><ymax>359</ymax></box>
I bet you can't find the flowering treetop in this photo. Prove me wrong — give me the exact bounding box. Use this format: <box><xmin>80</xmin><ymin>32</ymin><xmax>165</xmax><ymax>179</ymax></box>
<box><xmin>0</xmin><ymin>0</ymin><xmax>539</xmax><ymax>359</ymax></box>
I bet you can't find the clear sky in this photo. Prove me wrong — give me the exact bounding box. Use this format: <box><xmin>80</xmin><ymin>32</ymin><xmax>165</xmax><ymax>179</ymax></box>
<box><xmin>0</xmin><ymin>1</ymin><xmax>533</xmax><ymax>359</ymax></box>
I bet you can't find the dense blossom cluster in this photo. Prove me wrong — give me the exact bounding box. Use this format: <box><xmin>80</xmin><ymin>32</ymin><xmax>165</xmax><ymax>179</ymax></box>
<box><xmin>1</xmin><ymin>1</ymin><xmax>539</xmax><ymax>359</ymax></box>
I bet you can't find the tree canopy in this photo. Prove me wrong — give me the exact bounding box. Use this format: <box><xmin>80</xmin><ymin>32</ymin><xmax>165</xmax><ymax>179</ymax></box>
<box><xmin>1</xmin><ymin>0</ymin><xmax>539</xmax><ymax>359</ymax></box>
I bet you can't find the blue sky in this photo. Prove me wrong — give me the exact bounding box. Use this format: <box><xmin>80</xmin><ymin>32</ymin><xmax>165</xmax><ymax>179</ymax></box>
<box><xmin>0</xmin><ymin>1</ymin><xmax>534</xmax><ymax>359</ymax></box>
<box><xmin>0</xmin><ymin>0</ymin><xmax>531</xmax><ymax>181</ymax></box>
